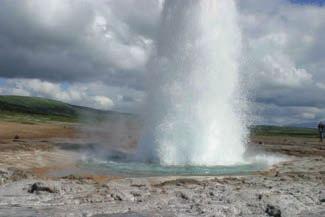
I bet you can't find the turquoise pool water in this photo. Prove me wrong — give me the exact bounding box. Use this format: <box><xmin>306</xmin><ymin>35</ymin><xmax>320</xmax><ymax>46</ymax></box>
<box><xmin>79</xmin><ymin>158</ymin><xmax>268</xmax><ymax>177</ymax></box>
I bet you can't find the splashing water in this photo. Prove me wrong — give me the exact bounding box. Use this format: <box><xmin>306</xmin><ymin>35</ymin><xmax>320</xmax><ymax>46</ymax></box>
<box><xmin>138</xmin><ymin>0</ymin><xmax>248</xmax><ymax>166</ymax></box>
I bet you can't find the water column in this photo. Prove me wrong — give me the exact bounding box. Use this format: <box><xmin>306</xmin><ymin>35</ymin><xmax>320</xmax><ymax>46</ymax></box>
<box><xmin>138</xmin><ymin>0</ymin><xmax>248</xmax><ymax>166</ymax></box>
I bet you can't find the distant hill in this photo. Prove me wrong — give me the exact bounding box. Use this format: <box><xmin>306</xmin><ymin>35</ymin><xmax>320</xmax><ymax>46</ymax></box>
<box><xmin>287</xmin><ymin>121</ymin><xmax>319</xmax><ymax>129</ymax></box>
<box><xmin>0</xmin><ymin>95</ymin><xmax>130</xmax><ymax>123</ymax></box>
<box><xmin>251</xmin><ymin>125</ymin><xmax>318</xmax><ymax>138</ymax></box>
<box><xmin>0</xmin><ymin>95</ymin><xmax>318</xmax><ymax>138</ymax></box>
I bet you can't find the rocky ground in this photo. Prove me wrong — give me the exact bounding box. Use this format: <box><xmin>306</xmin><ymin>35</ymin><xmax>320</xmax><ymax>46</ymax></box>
<box><xmin>0</xmin><ymin>121</ymin><xmax>324</xmax><ymax>217</ymax></box>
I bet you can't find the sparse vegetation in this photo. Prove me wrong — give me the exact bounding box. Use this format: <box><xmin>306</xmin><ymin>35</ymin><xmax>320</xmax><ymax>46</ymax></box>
<box><xmin>251</xmin><ymin>125</ymin><xmax>318</xmax><ymax>138</ymax></box>
<box><xmin>0</xmin><ymin>96</ymin><xmax>318</xmax><ymax>139</ymax></box>
<box><xmin>0</xmin><ymin>95</ymin><xmax>130</xmax><ymax>123</ymax></box>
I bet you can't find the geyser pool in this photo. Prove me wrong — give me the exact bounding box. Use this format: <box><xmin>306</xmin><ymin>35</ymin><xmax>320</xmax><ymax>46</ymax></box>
<box><xmin>80</xmin><ymin>159</ymin><xmax>267</xmax><ymax>177</ymax></box>
<box><xmin>138</xmin><ymin>0</ymin><xmax>248</xmax><ymax>166</ymax></box>
<box><xmin>48</xmin><ymin>151</ymin><xmax>286</xmax><ymax>178</ymax></box>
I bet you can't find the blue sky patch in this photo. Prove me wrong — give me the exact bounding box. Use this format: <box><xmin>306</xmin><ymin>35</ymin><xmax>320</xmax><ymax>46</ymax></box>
<box><xmin>0</xmin><ymin>78</ymin><xmax>6</xmax><ymax>86</ymax></box>
<box><xmin>61</xmin><ymin>81</ymin><xmax>70</xmax><ymax>91</ymax></box>
<box><xmin>290</xmin><ymin>0</ymin><xmax>325</xmax><ymax>5</ymax></box>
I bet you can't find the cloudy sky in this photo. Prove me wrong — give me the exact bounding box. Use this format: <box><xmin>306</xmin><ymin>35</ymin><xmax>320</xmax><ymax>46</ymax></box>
<box><xmin>0</xmin><ymin>0</ymin><xmax>324</xmax><ymax>125</ymax></box>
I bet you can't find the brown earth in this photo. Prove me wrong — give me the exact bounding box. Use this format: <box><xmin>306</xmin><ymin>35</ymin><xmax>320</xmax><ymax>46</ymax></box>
<box><xmin>0</xmin><ymin>120</ymin><xmax>324</xmax><ymax>182</ymax></box>
<box><xmin>0</xmin><ymin>121</ymin><xmax>324</xmax><ymax>217</ymax></box>
<box><xmin>251</xmin><ymin>135</ymin><xmax>325</xmax><ymax>157</ymax></box>
<box><xmin>0</xmin><ymin>120</ymin><xmax>138</xmax><ymax>182</ymax></box>
<box><xmin>0</xmin><ymin>121</ymin><xmax>77</xmax><ymax>141</ymax></box>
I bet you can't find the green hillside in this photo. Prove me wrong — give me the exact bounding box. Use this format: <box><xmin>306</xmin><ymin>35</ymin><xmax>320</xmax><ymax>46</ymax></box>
<box><xmin>0</xmin><ymin>95</ymin><xmax>124</xmax><ymax>123</ymax></box>
<box><xmin>251</xmin><ymin>125</ymin><xmax>318</xmax><ymax>138</ymax></box>
<box><xmin>0</xmin><ymin>96</ymin><xmax>316</xmax><ymax>138</ymax></box>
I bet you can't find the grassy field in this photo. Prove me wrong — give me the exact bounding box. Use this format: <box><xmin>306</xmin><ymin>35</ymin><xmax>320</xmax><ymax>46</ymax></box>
<box><xmin>0</xmin><ymin>95</ymin><xmax>129</xmax><ymax>123</ymax></box>
<box><xmin>0</xmin><ymin>95</ymin><xmax>318</xmax><ymax>138</ymax></box>
<box><xmin>251</xmin><ymin>125</ymin><xmax>318</xmax><ymax>138</ymax></box>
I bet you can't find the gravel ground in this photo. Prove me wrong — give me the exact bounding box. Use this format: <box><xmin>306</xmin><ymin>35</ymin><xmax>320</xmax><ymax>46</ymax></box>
<box><xmin>0</xmin><ymin>156</ymin><xmax>324</xmax><ymax>217</ymax></box>
<box><xmin>0</xmin><ymin>122</ymin><xmax>324</xmax><ymax>217</ymax></box>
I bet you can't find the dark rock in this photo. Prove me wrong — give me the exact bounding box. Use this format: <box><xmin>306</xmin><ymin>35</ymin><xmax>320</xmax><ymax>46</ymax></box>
<box><xmin>257</xmin><ymin>194</ymin><xmax>263</xmax><ymax>200</ymax></box>
<box><xmin>176</xmin><ymin>191</ymin><xmax>189</xmax><ymax>200</ymax></box>
<box><xmin>111</xmin><ymin>193</ymin><xmax>123</xmax><ymax>201</ymax></box>
<box><xmin>28</xmin><ymin>182</ymin><xmax>56</xmax><ymax>194</ymax></box>
<box><xmin>14</xmin><ymin>135</ymin><xmax>20</xmax><ymax>140</ymax></box>
<box><xmin>131</xmin><ymin>191</ymin><xmax>142</xmax><ymax>197</ymax></box>
<box><xmin>319</xmin><ymin>190</ymin><xmax>325</xmax><ymax>203</ymax></box>
<box><xmin>154</xmin><ymin>178</ymin><xmax>201</xmax><ymax>187</ymax></box>
<box><xmin>130</xmin><ymin>184</ymin><xmax>146</xmax><ymax>188</ymax></box>
<box><xmin>265</xmin><ymin>204</ymin><xmax>281</xmax><ymax>217</ymax></box>
<box><xmin>0</xmin><ymin>170</ymin><xmax>9</xmax><ymax>185</ymax></box>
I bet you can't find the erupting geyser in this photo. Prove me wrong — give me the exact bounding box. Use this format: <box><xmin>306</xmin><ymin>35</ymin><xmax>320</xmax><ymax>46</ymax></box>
<box><xmin>138</xmin><ymin>0</ymin><xmax>248</xmax><ymax>166</ymax></box>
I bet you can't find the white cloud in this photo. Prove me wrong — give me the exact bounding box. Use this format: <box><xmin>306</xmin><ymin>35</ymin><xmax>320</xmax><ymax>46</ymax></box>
<box><xmin>316</xmin><ymin>82</ymin><xmax>325</xmax><ymax>90</ymax></box>
<box><xmin>302</xmin><ymin>112</ymin><xmax>316</xmax><ymax>120</ymax></box>
<box><xmin>0</xmin><ymin>0</ymin><xmax>161</xmax><ymax>84</ymax></box>
<box><xmin>253</xmin><ymin>102</ymin><xmax>323</xmax><ymax>125</ymax></box>
<box><xmin>238</xmin><ymin>0</ymin><xmax>325</xmax><ymax>124</ymax></box>
<box><xmin>0</xmin><ymin>78</ymin><xmax>146</xmax><ymax>112</ymax></box>
<box><xmin>0</xmin><ymin>0</ymin><xmax>325</xmax><ymax>124</ymax></box>
<box><xmin>260</xmin><ymin>54</ymin><xmax>313</xmax><ymax>87</ymax></box>
<box><xmin>0</xmin><ymin>79</ymin><xmax>116</xmax><ymax>110</ymax></box>
<box><xmin>93</xmin><ymin>96</ymin><xmax>114</xmax><ymax>110</ymax></box>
